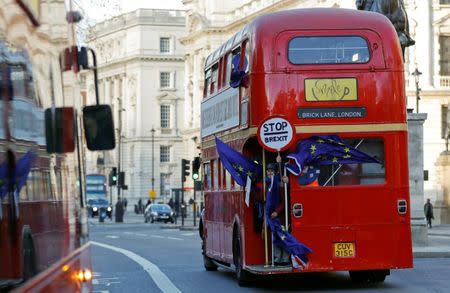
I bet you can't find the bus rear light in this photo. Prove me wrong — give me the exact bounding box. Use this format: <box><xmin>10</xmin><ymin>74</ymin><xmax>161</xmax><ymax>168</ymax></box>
<box><xmin>397</xmin><ymin>199</ymin><xmax>407</xmax><ymax>214</ymax></box>
<box><xmin>76</xmin><ymin>269</ymin><xmax>92</xmax><ymax>282</ymax></box>
<box><xmin>293</xmin><ymin>203</ymin><xmax>303</xmax><ymax>218</ymax></box>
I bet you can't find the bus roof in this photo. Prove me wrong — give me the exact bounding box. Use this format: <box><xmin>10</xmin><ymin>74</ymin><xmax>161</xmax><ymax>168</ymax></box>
<box><xmin>205</xmin><ymin>8</ymin><xmax>400</xmax><ymax>69</ymax></box>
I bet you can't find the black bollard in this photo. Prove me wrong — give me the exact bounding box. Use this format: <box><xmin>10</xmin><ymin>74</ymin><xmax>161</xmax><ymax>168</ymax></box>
<box><xmin>115</xmin><ymin>201</ymin><xmax>124</xmax><ymax>223</ymax></box>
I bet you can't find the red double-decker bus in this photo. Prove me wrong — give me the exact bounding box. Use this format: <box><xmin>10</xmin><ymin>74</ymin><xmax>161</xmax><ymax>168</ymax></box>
<box><xmin>199</xmin><ymin>8</ymin><xmax>412</xmax><ymax>285</ymax></box>
<box><xmin>0</xmin><ymin>1</ymin><xmax>112</xmax><ymax>292</ymax></box>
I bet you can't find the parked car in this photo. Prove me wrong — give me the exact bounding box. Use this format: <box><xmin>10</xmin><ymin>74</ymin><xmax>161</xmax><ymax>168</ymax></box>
<box><xmin>144</xmin><ymin>204</ymin><xmax>175</xmax><ymax>223</ymax></box>
<box><xmin>87</xmin><ymin>198</ymin><xmax>112</xmax><ymax>218</ymax></box>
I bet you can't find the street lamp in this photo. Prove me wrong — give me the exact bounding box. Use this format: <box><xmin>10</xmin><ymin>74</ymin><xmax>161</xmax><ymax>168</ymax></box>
<box><xmin>151</xmin><ymin>127</ymin><xmax>155</xmax><ymax>194</ymax></box>
<box><xmin>412</xmin><ymin>68</ymin><xmax>422</xmax><ymax>113</ymax></box>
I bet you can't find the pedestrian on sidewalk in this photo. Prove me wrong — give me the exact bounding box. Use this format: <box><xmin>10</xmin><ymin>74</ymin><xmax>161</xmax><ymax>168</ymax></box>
<box><xmin>424</xmin><ymin>198</ymin><xmax>434</xmax><ymax>228</ymax></box>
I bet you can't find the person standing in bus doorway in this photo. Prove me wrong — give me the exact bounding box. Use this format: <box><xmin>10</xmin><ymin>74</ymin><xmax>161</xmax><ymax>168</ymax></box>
<box><xmin>424</xmin><ymin>198</ymin><xmax>434</xmax><ymax>228</ymax></box>
<box><xmin>265</xmin><ymin>161</ymin><xmax>290</xmax><ymax>265</ymax></box>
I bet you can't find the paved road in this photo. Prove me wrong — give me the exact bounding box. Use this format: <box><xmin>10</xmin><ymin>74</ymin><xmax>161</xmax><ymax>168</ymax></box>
<box><xmin>89</xmin><ymin>222</ymin><xmax>450</xmax><ymax>293</ymax></box>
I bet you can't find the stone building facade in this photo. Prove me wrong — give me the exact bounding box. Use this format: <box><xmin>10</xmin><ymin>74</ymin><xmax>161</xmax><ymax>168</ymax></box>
<box><xmin>84</xmin><ymin>9</ymin><xmax>187</xmax><ymax>205</ymax></box>
<box><xmin>180</xmin><ymin>0</ymin><xmax>450</xmax><ymax>223</ymax></box>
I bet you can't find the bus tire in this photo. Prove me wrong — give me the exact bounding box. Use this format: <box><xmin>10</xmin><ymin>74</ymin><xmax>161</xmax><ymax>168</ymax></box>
<box><xmin>203</xmin><ymin>254</ymin><xmax>218</xmax><ymax>271</ymax></box>
<box><xmin>22</xmin><ymin>231</ymin><xmax>37</xmax><ymax>281</ymax></box>
<box><xmin>233</xmin><ymin>226</ymin><xmax>251</xmax><ymax>286</ymax></box>
<box><xmin>349</xmin><ymin>270</ymin><xmax>388</xmax><ymax>284</ymax></box>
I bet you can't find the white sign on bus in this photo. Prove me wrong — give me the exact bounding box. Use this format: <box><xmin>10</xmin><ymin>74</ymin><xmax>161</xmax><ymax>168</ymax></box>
<box><xmin>258</xmin><ymin>117</ymin><xmax>295</xmax><ymax>152</ymax></box>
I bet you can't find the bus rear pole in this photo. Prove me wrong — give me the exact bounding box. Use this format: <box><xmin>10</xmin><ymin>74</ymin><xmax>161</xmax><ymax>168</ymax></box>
<box><xmin>263</xmin><ymin>149</ymin><xmax>268</xmax><ymax>266</ymax></box>
<box><xmin>284</xmin><ymin>166</ymin><xmax>288</xmax><ymax>231</ymax></box>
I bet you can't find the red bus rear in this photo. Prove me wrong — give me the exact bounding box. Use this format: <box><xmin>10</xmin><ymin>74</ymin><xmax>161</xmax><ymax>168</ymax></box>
<box><xmin>199</xmin><ymin>8</ymin><xmax>412</xmax><ymax>285</ymax></box>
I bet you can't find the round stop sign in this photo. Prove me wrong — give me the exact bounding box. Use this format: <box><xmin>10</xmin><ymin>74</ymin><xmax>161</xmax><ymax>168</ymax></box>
<box><xmin>257</xmin><ymin>116</ymin><xmax>295</xmax><ymax>152</ymax></box>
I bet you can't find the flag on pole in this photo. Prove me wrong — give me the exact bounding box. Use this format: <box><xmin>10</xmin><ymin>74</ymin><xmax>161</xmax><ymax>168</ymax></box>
<box><xmin>286</xmin><ymin>135</ymin><xmax>381</xmax><ymax>175</ymax></box>
<box><xmin>215</xmin><ymin>137</ymin><xmax>262</xmax><ymax>186</ymax></box>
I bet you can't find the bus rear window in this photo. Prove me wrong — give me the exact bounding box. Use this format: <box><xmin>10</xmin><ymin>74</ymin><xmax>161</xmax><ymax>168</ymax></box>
<box><xmin>297</xmin><ymin>138</ymin><xmax>385</xmax><ymax>187</ymax></box>
<box><xmin>288</xmin><ymin>36</ymin><xmax>370</xmax><ymax>65</ymax></box>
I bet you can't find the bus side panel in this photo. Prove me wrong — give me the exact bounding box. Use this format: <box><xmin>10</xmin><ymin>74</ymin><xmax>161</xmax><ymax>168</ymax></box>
<box><xmin>223</xmin><ymin>191</ymin><xmax>241</xmax><ymax>262</ymax></box>
<box><xmin>242</xmin><ymin>191</ymin><xmax>266</xmax><ymax>266</ymax></box>
<box><xmin>204</xmin><ymin>192</ymin><xmax>216</xmax><ymax>259</ymax></box>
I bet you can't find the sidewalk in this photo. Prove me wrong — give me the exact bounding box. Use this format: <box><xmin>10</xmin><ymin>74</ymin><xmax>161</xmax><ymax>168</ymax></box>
<box><xmin>89</xmin><ymin>210</ymin><xmax>200</xmax><ymax>231</ymax></box>
<box><xmin>413</xmin><ymin>224</ymin><xmax>450</xmax><ymax>258</ymax></box>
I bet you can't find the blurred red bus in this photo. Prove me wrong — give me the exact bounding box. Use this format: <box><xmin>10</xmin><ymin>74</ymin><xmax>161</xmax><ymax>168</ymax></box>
<box><xmin>0</xmin><ymin>2</ymin><xmax>104</xmax><ymax>292</ymax></box>
<box><xmin>199</xmin><ymin>8</ymin><xmax>412</xmax><ymax>285</ymax></box>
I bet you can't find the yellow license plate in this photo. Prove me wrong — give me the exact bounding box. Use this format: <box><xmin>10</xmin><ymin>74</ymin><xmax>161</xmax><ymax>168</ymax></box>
<box><xmin>305</xmin><ymin>78</ymin><xmax>358</xmax><ymax>101</ymax></box>
<box><xmin>334</xmin><ymin>242</ymin><xmax>355</xmax><ymax>258</ymax></box>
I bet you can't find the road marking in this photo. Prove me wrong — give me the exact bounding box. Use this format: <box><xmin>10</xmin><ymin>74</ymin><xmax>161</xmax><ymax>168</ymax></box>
<box><xmin>105</xmin><ymin>235</ymin><xmax>119</xmax><ymax>239</ymax></box>
<box><xmin>91</xmin><ymin>241</ymin><xmax>181</xmax><ymax>293</ymax></box>
<box><xmin>136</xmin><ymin>233</ymin><xmax>147</xmax><ymax>237</ymax></box>
<box><xmin>167</xmin><ymin>237</ymin><xmax>183</xmax><ymax>241</ymax></box>
<box><xmin>151</xmin><ymin>235</ymin><xmax>165</xmax><ymax>239</ymax></box>
<box><xmin>181</xmin><ymin>233</ymin><xmax>196</xmax><ymax>236</ymax></box>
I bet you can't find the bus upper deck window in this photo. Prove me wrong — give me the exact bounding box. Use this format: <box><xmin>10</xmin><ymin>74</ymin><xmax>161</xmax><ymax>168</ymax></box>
<box><xmin>288</xmin><ymin>36</ymin><xmax>370</xmax><ymax>65</ymax></box>
<box><xmin>211</xmin><ymin>64</ymin><xmax>218</xmax><ymax>95</ymax></box>
<box><xmin>204</xmin><ymin>69</ymin><xmax>211</xmax><ymax>97</ymax></box>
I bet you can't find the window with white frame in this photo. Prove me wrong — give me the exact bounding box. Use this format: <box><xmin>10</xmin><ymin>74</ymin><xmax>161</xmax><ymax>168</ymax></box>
<box><xmin>160</xmin><ymin>145</ymin><xmax>170</xmax><ymax>163</ymax></box>
<box><xmin>160</xmin><ymin>104</ymin><xmax>170</xmax><ymax>129</ymax></box>
<box><xmin>160</xmin><ymin>37</ymin><xmax>170</xmax><ymax>53</ymax></box>
<box><xmin>160</xmin><ymin>72</ymin><xmax>171</xmax><ymax>88</ymax></box>
<box><xmin>440</xmin><ymin>36</ymin><xmax>450</xmax><ymax>75</ymax></box>
<box><xmin>160</xmin><ymin>173</ymin><xmax>171</xmax><ymax>196</ymax></box>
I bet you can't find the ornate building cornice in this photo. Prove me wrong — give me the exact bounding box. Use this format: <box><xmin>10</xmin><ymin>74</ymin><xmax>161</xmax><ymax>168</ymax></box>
<box><xmin>96</xmin><ymin>54</ymin><xmax>185</xmax><ymax>70</ymax></box>
<box><xmin>88</xmin><ymin>9</ymin><xmax>186</xmax><ymax>40</ymax></box>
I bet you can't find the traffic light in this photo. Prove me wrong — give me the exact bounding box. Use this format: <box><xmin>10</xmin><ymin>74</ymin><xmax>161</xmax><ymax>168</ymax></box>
<box><xmin>118</xmin><ymin>171</ymin><xmax>125</xmax><ymax>187</ymax></box>
<box><xmin>181</xmin><ymin>159</ymin><xmax>190</xmax><ymax>182</ymax></box>
<box><xmin>192</xmin><ymin>157</ymin><xmax>200</xmax><ymax>180</ymax></box>
<box><xmin>109</xmin><ymin>167</ymin><xmax>117</xmax><ymax>186</ymax></box>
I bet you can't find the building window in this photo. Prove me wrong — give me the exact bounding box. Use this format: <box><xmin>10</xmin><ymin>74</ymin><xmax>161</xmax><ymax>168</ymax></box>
<box><xmin>160</xmin><ymin>104</ymin><xmax>170</xmax><ymax>129</ymax></box>
<box><xmin>160</xmin><ymin>37</ymin><xmax>170</xmax><ymax>53</ymax></box>
<box><xmin>160</xmin><ymin>173</ymin><xmax>171</xmax><ymax>196</ymax></box>
<box><xmin>443</xmin><ymin>105</ymin><xmax>449</xmax><ymax>139</ymax></box>
<box><xmin>160</xmin><ymin>72</ymin><xmax>171</xmax><ymax>88</ymax></box>
<box><xmin>160</xmin><ymin>145</ymin><xmax>170</xmax><ymax>163</ymax></box>
<box><xmin>440</xmin><ymin>36</ymin><xmax>450</xmax><ymax>75</ymax></box>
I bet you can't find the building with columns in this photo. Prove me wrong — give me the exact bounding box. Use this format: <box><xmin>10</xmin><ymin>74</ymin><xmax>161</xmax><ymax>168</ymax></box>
<box><xmin>83</xmin><ymin>9</ymin><xmax>187</xmax><ymax>205</ymax></box>
<box><xmin>180</xmin><ymin>0</ymin><xmax>450</xmax><ymax>224</ymax></box>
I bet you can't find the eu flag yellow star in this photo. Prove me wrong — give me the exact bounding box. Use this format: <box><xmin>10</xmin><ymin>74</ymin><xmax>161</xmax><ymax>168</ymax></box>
<box><xmin>310</xmin><ymin>144</ymin><xmax>316</xmax><ymax>154</ymax></box>
<box><xmin>317</xmin><ymin>139</ymin><xmax>324</xmax><ymax>143</ymax></box>
<box><xmin>238</xmin><ymin>165</ymin><xmax>244</xmax><ymax>172</ymax></box>
<box><xmin>332</xmin><ymin>157</ymin><xmax>338</xmax><ymax>163</ymax></box>
<box><xmin>343</xmin><ymin>154</ymin><xmax>351</xmax><ymax>159</ymax></box>
<box><xmin>246</xmin><ymin>170</ymin><xmax>253</xmax><ymax>177</ymax></box>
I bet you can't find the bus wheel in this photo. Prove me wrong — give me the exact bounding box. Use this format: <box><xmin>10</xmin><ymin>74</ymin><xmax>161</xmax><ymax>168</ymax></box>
<box><xmin>22</xmin><ymin>233</ymin><xmax>37</xmax><ymax>281</ymax></box>
<box><xmin>233</xmin><ymin>226</ymin><xmax>251</xmax><ymax>286</ymax></box>
<box><xmin>349</xmin><ymin>270</ymin><xmax>388</xmax><ymax>283</ymax></box>
<box><xmin>203</xmin><ymin>254</ymin><xmax>218</xmax><ymax>271</ymax></box>
<box><xmin>369</xmin><ymin>270</ymin><xmax>389</xmax><ymax>283</ymax></box>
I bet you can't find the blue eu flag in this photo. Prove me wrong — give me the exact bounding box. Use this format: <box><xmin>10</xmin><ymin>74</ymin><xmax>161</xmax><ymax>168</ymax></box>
<box><xmin>0</xmin><ymin>150</ymin><xmax>36</xmax><ymax>199</ymax></box>
<box><xmin>286</xmin><ymin>135</ymin><xmax>381</xmax><ymax>175</ymax></box>
<box><xmin>215</xmin><ymin>137</ymin><xmax>262</xmax><ymax>186</ymax></box>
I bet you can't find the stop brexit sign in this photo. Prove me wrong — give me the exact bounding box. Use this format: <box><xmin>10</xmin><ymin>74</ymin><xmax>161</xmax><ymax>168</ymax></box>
<box><xmin>257</xmin><ymin>116</ymin><xmax>295</xmax><ymax>152</ymax></box>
